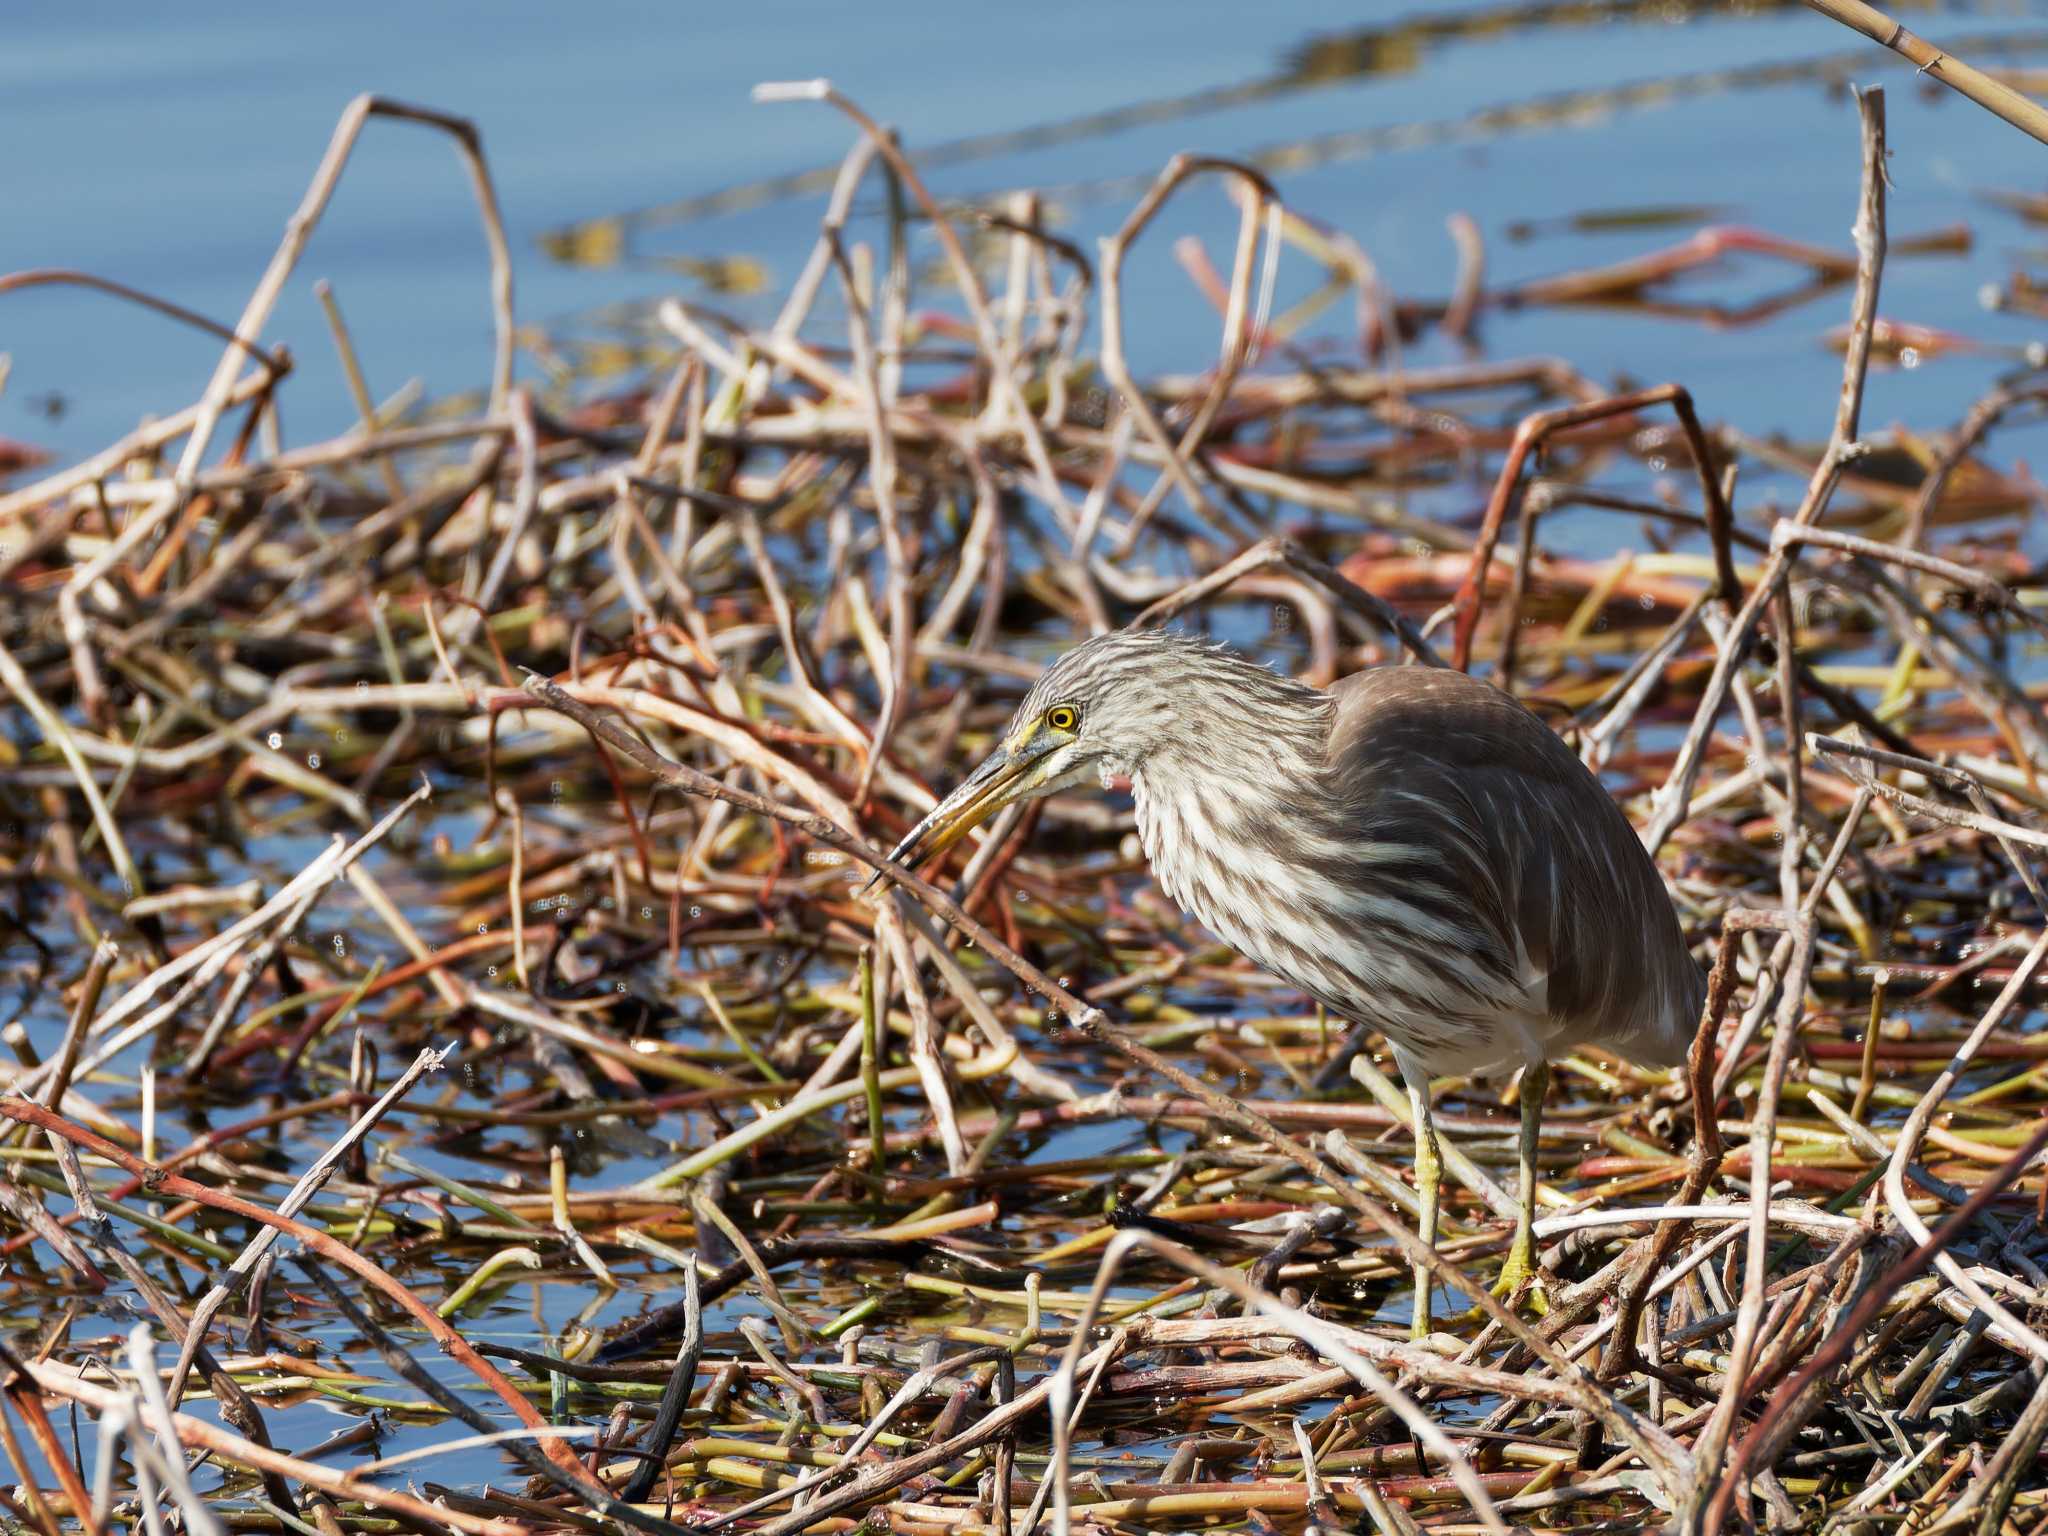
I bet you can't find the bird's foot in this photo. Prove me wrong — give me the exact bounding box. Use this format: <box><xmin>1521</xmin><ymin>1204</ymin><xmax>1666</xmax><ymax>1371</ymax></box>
<box><xmin>1489</xmin><ymin>1243</ymin><xmax>1550</xmax><ymax>1316</ymax></box>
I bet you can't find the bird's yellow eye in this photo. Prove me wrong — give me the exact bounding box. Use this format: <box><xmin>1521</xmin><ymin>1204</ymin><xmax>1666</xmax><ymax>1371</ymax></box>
<box><xmin>1045</xmin><ymin>704</ymin><xmax>1080</xmax><ymax>733</ymax></box>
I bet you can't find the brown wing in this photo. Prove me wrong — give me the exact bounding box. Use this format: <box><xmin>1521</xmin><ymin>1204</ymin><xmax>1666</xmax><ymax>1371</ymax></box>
<box><xmin>1326</xmin><ymin>666</ymin><xmax>1700</xmax><ymax>1068</ymax></box>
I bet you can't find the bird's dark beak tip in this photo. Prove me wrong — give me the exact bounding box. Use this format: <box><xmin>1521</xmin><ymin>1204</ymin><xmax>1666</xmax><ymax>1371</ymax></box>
<box><xmin>861</xmin><ymin>833</ymin><xmax>925</xmax><ymax>898</ymax></box>
<box><xmin>859</xmin><ymin>745</ymin><xmax>1017</xmax><ymax>901</ymax></box>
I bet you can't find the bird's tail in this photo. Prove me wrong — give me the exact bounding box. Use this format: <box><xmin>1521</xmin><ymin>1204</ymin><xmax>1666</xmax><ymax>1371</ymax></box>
<box><xmin>1618</xmin><ymin>953</ymin><xmax>1707</xmax><ymax>1071</ymax></box>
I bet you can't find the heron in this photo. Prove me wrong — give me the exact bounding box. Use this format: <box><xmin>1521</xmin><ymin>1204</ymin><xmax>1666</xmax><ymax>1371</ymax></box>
<box><xmin>884</xmin><ymin>627</ymin><xmax>1704</xmax><ymax>1336</ymax></box>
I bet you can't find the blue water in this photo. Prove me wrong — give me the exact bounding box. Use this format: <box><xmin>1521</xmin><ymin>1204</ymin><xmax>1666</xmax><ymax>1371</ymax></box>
<box><xmin>10</xmin><ymin>2</ymin><xmax>2048</xmax><ymax>479</ymax></box>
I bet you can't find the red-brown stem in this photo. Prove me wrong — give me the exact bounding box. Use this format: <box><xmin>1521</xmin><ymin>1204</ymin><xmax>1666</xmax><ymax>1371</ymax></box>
<box><xmin>1450</xmin><ymin>383</ymin><xmax>1735</xmax><ymax>671</ymax></box>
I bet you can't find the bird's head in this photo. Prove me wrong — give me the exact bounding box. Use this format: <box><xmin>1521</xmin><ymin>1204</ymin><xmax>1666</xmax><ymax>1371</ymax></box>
<box><xmin>878</xmin><ymin>627</ymin><xmax>1305</xmax><ymax>879</ymax></box>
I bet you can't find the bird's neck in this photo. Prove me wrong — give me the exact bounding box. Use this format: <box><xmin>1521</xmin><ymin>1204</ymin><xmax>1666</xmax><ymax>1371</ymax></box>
<box><xmin>1127</xmin><ymin>684</ymin><xmax>1333</xmax><ymax>947</ymax></box>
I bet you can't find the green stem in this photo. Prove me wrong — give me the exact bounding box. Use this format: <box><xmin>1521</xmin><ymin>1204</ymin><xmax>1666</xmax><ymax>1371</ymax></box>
<box><xmin>861</xmin><ymin>948</ymin><xmax>886</xmax><ymax>1178</ymax></box>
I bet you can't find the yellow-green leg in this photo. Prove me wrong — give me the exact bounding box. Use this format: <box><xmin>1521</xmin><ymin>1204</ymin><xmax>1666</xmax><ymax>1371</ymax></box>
<box><xmin>1399</xmin><ymin>1059</ymin><xmax>1443</xmax><ymax>1341</ymax></box>
<box><xmin>1494</xmin><ymin>1058</ymin><xmax>1548</xmax><ymax>1309</ymax></box>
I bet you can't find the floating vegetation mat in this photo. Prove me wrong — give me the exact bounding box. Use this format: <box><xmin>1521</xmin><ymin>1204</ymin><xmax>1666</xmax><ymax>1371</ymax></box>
<box><xmin>5</xmin><ymin>72</ymin><xmax>2048</xmax><ymax>1536</ymax></box>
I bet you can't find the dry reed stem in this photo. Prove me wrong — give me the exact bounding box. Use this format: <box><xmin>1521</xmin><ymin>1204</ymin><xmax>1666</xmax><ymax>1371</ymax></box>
<box><xmin>1802</xmin><ymin>0</ymin><xmax>2048</xmax><ymax>145</ymax></box>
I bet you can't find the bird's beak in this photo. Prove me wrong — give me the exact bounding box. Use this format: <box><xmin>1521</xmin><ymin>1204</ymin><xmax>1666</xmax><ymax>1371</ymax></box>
<box><xmin>867</xmin><ymin>743</ymin><xmax>1031</xmax><ymax>892</ymax></box>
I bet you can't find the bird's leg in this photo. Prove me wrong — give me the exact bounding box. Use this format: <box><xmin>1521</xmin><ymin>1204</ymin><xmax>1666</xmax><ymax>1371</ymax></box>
<box><xmin>1399</xmin><ymin>1060</ymin><xmax>1443</xmax><ymax>1341</ymax></box>
<box><xmin>1494</xmin><ymin>1058</ymin><xmax>1549</xmax><ymax>1312</ymax></box>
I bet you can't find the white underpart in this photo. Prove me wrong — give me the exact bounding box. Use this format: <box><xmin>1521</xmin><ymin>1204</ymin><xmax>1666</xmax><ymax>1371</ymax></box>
<box><xmin>1131</xmin><ymin>765</ymin><xmax>1558</xmax><ymax>1075</ymax></box>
